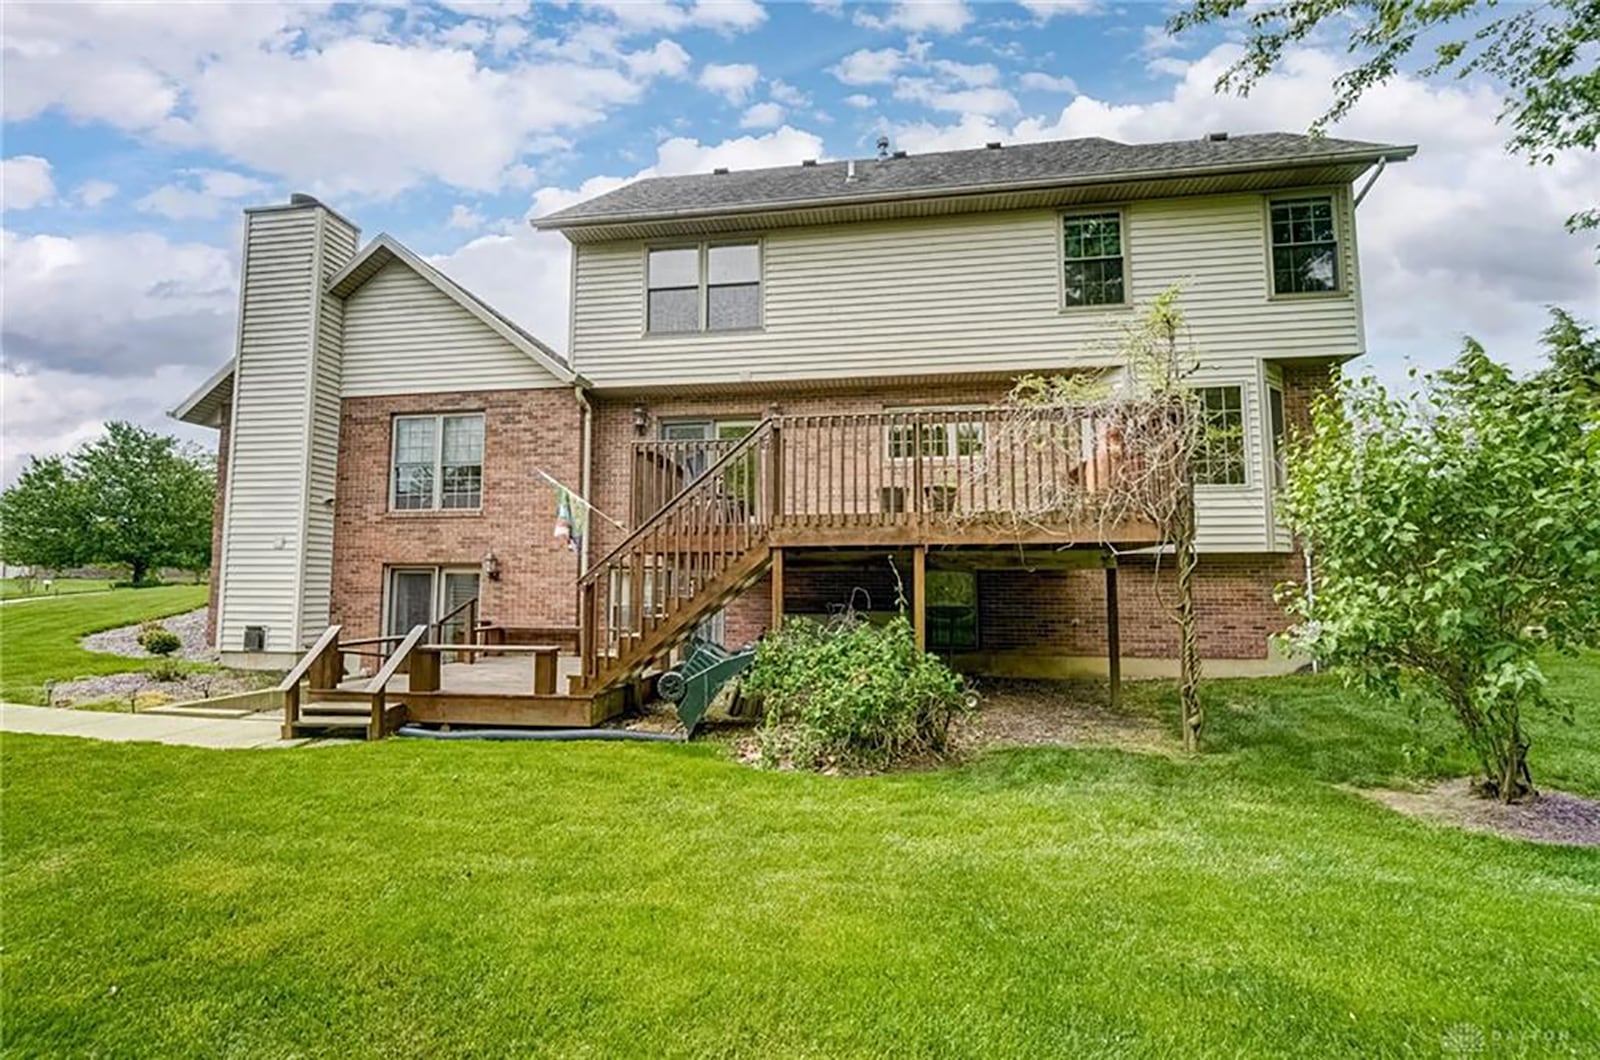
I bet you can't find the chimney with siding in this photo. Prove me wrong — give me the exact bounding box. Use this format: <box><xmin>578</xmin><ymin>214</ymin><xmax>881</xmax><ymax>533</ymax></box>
<box><xmin>214</xmin><ymin>195</ymin><xmax>360</xmax><ymax>666</ymax></box>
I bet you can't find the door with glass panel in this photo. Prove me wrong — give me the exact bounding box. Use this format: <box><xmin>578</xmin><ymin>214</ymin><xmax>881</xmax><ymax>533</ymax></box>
<box><xmin>386</xmin><ymin>567</ymin><xmax>481</xmax><ymax>655</ymax></box>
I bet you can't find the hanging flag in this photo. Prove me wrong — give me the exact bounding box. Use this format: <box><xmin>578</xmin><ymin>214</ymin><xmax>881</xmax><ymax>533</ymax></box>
<box><xmin>553</xmin><ymin>488</ymin><xmax>574</xmax><ymax>549</ymax></box>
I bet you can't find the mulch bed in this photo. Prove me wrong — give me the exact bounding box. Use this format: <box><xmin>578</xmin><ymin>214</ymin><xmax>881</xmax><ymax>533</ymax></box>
<box><xmin>950</xmin><ymin>678</ymin><xmax>1174</xmax><ymax>755</ymax></box>
<box><xmin>1363</xmin><ymin>779</ymin><xmax>1600</xmax><ymax>848</ymax></box>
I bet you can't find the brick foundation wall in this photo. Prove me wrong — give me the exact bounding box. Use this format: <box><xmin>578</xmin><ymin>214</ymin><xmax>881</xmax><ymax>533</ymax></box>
<box><xmin>329</xmin><ymin>388</ymin><xmax>584</xmax><ymax>646</ymax></box>
<box><xmin>205</xmin><ymin>401</ymin><xmax>231</xmax><ymax>647</ymax></box>
<box><xmin>977</xmin><ymin>553</ymin><xmax>1302</xmax><ymax>660</ymax></box>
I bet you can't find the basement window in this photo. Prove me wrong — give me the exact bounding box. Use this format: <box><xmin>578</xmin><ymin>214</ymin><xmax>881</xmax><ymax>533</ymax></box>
<box><xmin>647</xmin><ymin>242</ymin><xmax>761</xmax><ymax>333</ymax></box>
<box><xmin>391</xmin><ymin>413</ymin><xmax>485</xmax><ymax>511</ymax></box>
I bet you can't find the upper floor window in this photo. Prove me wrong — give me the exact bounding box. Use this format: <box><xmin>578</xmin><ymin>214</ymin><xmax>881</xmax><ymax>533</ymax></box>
<box><xmin>1269</xmin><ymin>197</ymin><xmax>1339</xmax><ymax>295</ymax></box>
<box><xmin>1062</xmin><ymin>212</ymin><xmax>1126</xmax><ymax>307</ymax></box>
<box><xmin>392</xmin><ymin>413</ymin><xmax>484</xmax><ymax>511</ymax></box>
<box><xmin>647</xmin><ymin>242</ymin><xmax>761</xmax><ymax>333</ymax></box>
<box><xmin>1194</xmin><ymin>386</ymin><xmax>1246</xmax><ymax>486</ymax></box>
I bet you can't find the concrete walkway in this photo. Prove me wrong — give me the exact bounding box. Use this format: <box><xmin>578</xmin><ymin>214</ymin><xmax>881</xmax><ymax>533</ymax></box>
<box><xmin>0</xmin><ymin>703</ymin><xmax>320</xmax><ymax>749</ymax></box>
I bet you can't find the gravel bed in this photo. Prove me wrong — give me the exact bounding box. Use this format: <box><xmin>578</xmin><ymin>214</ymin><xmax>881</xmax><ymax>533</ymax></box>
<box><xmin>82</xmin><ymin>607</ymin><xmax>216</xmax><ymax>663</ymax></box>
<box><xmin>46</xmin><ymin>669</ymin><xmax>276</xmax><ymax>710</ymax></box>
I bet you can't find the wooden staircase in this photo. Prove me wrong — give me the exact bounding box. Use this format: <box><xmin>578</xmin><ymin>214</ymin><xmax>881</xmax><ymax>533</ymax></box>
<box><xmin>578</xmin><ymin>420</ymin><xmax>780</xmax><ymax>696</ymax></box>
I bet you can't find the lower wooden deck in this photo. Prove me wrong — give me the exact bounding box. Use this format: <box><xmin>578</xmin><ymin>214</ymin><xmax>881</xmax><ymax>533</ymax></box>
<box><xmin>323</xmin><ymin>654</ymin><xmax>627</xmax><ymax>730</ymax></box>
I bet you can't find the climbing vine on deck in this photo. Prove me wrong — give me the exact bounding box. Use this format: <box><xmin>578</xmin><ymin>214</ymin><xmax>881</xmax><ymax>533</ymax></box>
<box><xmin>959</xmin><ymin>287</ymin><xmax>1210</xmax><ymax>750</ymax></box>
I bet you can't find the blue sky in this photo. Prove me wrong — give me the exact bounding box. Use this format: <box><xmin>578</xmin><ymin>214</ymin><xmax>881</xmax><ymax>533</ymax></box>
<box><xmin>3</xmin><ymin>1</ymin><xmax>1596</xmax><ymax>479</ymax></box>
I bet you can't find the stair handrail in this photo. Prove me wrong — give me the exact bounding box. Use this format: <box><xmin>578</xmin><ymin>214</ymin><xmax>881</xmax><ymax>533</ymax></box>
<box><xmin>430</xmin><ymin>594</ymin><xmax>480</xmax><ymax>664</ymax></box>
<box><xmin>579</xmin><ymin>417</ymin><xmax>776</xmax><ymax>591</ymax></box>
<box><xmin>364</xmin><ymin>623</ymin><xmax>426</xmax><ymax>738</ymax></box>
<box><xmin>279</xmin><ymin>624</ymin><xmax>343</xmax><ymax>734</ymax></box>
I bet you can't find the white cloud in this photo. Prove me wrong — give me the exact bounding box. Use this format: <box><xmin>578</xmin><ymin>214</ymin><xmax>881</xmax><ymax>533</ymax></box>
<box><xmin>2</xmin><ymin>156</ymin><xmax>55</xmax><ymax>210</ymax></box>
<box><xmin>830</xmin><ymin>47</ymin><xmax>904</xmax><ymax>86</ymax></box>
<box><xmin>844</xmin><ymin>93</ymin><xmax>877</xmax><ymax>109</ymax></box>
<box><xmin>929</xmin><ymin>59</ymin><xmax>999</xmax><ymax>87</ymax></box>
<box><xmin>1020</xmin><ymin>71</ymin><xmax>1078</xmax><ymax>94</ymax></box>
<box><xmin>1017</xmin><ymin>0</ymin><xmax>1101</xmax><ymax>20</ymax></box>
<box><xmin>698</xmin><ymin>61</ymin><xmax>760</xmax><ymax>103</ymax></box>
<box><xmin>740</xmin><ymin>101</ymin><xmax>786</xmax><ymax>129</ymax></box>
<box><xmin>435</xmin><ymin>0</ymin><xmax>530</xmax><ymax>17</ymax></box>
<box><xmin>891</xmin><ymin>43</ymin><xmax>1599</xmax><ymax>375</ymax></box>
<box><xmin>75</xmin><ymin>180</ymin><xmax>118</xmax><ymax>207</ymax></box>
<box><xmin>894</xmin><ymin>80</ymin><xmax>1018</xmax><ymax>118</ymax></box>
<box><xmin>768</xmin><ymin>78</ymin><xmax>810</xmax><ymax>108</ymax></box>
<box><xmin>588</xmin><ymin>0</ymin><xmax>767</xmax><ymax>35</ymax></box>
<box><xmin>0</xmin><ymin>228</ymin><xmax>237</xmax><ymax>377</ymax></box>
<box><xmin>5</xmin><ymin>6</ymin><xmax>695</xmax><ymax>199</ymax></box>
<box><xmin>855</xmin><ymin>1</ymin><xmax>971</xmax><ymax>34</ymax></box>
<box><xmin>448</xmin><ymin>203</ymin><xmax>486</xmax><ymax>230</ymax></box>
<box><xmin>2</xmin><ymin>363</ymin><xmax>221</xmax><ymax>484</ymax></box>
<box><xmin>624</xmin><ymin>38</ymin><xmax>692</xmax><ymax>79</ymax></box>
<box><xmin>135</xmin><ymin>169</ymin><xmax>272</xmax><ymax>220</ymax></box>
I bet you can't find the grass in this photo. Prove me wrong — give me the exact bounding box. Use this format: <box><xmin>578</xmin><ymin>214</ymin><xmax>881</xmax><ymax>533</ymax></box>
<box><xmin>0</xmin><ymin>584</ymin><xmax>210</xmax><ymax>703</ymax></box>
<box><xmin>3</xmin><ymin>657</ymin><xmax>1597</xmax><ymax>1057</ymax></box>
<box><xmin>0</xmin><ymin>577</ymin><xmax>115</xmax><ymax>600</ymax></box>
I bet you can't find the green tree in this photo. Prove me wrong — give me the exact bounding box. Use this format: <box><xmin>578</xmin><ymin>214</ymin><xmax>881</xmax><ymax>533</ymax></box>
<box><xmin>1281</xmin><ymin>322</ymin><xmax>1600</xmax><ymax>800</ymax></box>
<box><xmin>0</xmin><ymin>422</ymin><xmax>215</xmax><ymax>586</ymax></box>
<box><xmin>0</xmin><ymin>454</ymin><xmax>91</xmax><ymax>572</ymax></box>
<box><xmin>1168</xmin><ymin>0</ymin><xmax>1600</xmax><ymax>234</ymax></box>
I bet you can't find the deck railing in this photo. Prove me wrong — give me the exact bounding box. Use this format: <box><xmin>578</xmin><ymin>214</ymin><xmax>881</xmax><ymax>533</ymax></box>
<box><xmin>586</xmin><ymin>404</ymin><xmax>1159</xmax><ymax>691</ymax></box>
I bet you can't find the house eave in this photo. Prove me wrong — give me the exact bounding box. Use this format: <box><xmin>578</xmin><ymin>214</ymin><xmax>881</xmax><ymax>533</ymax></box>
<box><xmin>170</xmin><ymin>358</ymin><xmax>236</xmax><ymax>428</ymax></box>
<box><xmin>534</xmin><ymin>147</ymin><xmax>1416</xmax><ymax>243</ymax></box>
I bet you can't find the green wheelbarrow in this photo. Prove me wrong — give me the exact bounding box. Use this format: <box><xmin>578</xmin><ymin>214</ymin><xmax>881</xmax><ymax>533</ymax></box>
<box><xmin>657</xmin><ymin>635</ymin><xmax>757</xmax><ymax>736</ymax></box>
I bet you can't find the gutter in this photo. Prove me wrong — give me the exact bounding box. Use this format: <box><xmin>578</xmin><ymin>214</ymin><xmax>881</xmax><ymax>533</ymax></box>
<box><xmin>533</xmin><ymin>146</ymin><xmax>1418</xmax><ymax>232</ymax></box>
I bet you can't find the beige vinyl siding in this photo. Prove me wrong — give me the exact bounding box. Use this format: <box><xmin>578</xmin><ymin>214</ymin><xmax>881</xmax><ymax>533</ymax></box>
<box><xmin>1264</xmin><ymin>361</ymin><xmax>1295</xmax><ymax>552</ymax></box>
<box><xmin>342</xmin><ymin>261</ymin><xmax>563</xmax><ymax>396</ymax></box>
<box><xmin>298</xmin><ymin>212</ymin><xmax>358</xmax><ymax>638</ymax></box>
<box><xmin>571</xmin><ymin>189</ymin><xmax>1362</xmax><ymax>387</ymax></box>
<box><xmin>1190</xmin><ymin>367</ymin><xmax>1269</xmax><ymax>552</ymax></box>
<box><xmin>217</xmin><ymin>207</ymin><xmax>322</xmax><ymax>655</ymax></box>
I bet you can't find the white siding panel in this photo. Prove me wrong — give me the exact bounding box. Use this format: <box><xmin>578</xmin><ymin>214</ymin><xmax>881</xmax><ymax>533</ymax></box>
<box><xmin>571</xmin><ymin>190</ymin><xmax>1363</xmax><ymax>389</ymax></box>
<box><xmin>299</xmin><ymin>211</ymin><xmax>359</xmax><ymax>638</ymax></box>
<box><xmin>218</xmin><ymin>209</ymin><xmax>319</xmax><ymax>655</ymax></box>
<box><xmin>342</xmin><ymin>261</ymin><xmax>561</xmax><ymax>396</ymax></box>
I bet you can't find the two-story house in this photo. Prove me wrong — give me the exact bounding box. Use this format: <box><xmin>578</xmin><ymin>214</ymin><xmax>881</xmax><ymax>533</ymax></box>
<box><xmin>176</xmin><ymin>131</ymin><xmax>1413</xmax><ymax>721</ymax></box>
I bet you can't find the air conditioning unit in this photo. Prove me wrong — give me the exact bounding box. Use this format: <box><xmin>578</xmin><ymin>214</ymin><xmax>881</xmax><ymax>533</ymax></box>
<box><xmin>243</xmin><ymin>625</ymin><xmax>267</xmax><ymax>652</ymax></box>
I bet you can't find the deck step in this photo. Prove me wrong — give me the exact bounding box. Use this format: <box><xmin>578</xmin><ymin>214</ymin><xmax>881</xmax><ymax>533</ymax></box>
<box><xmin>288</xmin><ymin>701</ymin><xmax>406</xmax><ymax>739</ymax></box>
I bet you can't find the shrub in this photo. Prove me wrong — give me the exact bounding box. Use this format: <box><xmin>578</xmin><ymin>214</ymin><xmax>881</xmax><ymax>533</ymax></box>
<box><xmin>138</xmin><ymin>625</ymin><xmax>182</xmax><ymax>656</ymax></box>
<box><xmin>147</xmin><ymin>657</ymin><xmax>185</xmax><ymax>682</ymax></box>
<box><xmin>743</xmin><ymin>614</ymin><xmax>971</xmax><ymax>771</ymax></box>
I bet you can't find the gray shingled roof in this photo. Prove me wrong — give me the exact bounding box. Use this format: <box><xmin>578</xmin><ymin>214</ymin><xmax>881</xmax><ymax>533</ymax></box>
<box><xmin>536</xmin><ymin>132</ymin><xmax>1414</xmax><ymax>229</ymax></box>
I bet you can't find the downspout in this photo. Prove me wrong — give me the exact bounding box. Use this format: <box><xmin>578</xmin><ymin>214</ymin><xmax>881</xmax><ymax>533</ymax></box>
<box><xmin>575</xmin><ymin>385</ymin><xmax>593</xmax><ymax>577</ymax></box>
<box><xmin>1353</xmin><ymin>157</ymin><xmax>1388</xmax><ymax>208</ymax></box>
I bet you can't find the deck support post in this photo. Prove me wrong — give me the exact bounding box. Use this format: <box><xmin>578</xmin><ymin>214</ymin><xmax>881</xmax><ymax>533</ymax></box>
<box><xmin>912</xmin><ymin>546</ymin><xmax>927</xmax><ymax>653</ymax></box>
<box><xmin>1105</xmin><ymin>561</ymin><xmax>1121</xmax><ymax>707</ymax></box>
<box><xmin>770</xmin><ymin>547</ymin><xmax>785</xmax><ymax>634</ymax></box>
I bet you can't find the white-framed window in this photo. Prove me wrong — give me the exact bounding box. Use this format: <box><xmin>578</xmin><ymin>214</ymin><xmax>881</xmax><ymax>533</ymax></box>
<box><xmin>647</xmin><ymin>242</ymin><xmax>761</xmax><ymax>333</ymax></box>
<box><xmin>391</xmin><ymin>413</ymin><xmax>485</xmax><ymax>511</ymax></box>
<box><xmin>1268</xmin><ymin>385</ymin><xmax>1287</xmax><ymax>490</ymax></box>
<box><xmin>1194</xmin><ymin>386</ymin><xmax>1247</xmax><ymax>486</ymax></box>
<box><xmin>1062</xmin><ymin>210</ymin><xmax>1127</xmax><ymax>307</ymax></box>
<box><xmin>885</xmin><ymin>409</ymin><xmax>986</xmax><ymax>459</ymax></box>
<box><xmin>1268</xmin><ymin>196</ymin><xmax>1340</xmax><ymax>295</ymax></box>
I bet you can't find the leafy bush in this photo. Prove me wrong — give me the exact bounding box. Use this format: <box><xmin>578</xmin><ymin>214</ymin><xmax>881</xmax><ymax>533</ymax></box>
<box><xmin>743</xmin><ymin>614</ymin><xmax>971</xmax><ymax>771</ymax></box>
<box><xmin>137</xmin><ymin>624</ymin><xmax>182</xmax><ymax>656</ymax></box>
<box><xmin>147</xmin><ymin>657</ymin><xmax>185</xmax><ymax>682</ymax></box>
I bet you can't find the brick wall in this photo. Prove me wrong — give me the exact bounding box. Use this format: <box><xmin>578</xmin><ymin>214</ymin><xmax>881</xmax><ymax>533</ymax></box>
<box><xmin>329</xmin><ymin>388</ymin><xmax>584</xmax><ymax>645</ymax></box>
<box><xmin>205</xmin><ymin>401</ymin><xmax>231</xmax><ymax>646</ymax></box>
<box><xmin>978</xmin><ymin>554</ymin><xmax>1302</xmax><ymax>660</ymax></box>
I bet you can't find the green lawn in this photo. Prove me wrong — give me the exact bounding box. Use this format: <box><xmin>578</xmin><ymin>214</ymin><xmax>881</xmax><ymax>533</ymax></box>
<box><xmin>0</xmin><ymin>584</ymin><xmax>210</xmax><ymax>703</ymax></box>
<box><xmin>3</xmin><ymin>656</ymin><xmax>1597</xmax><ymax>1057</ymax></box>
<box><xmin>0</xmin><ymin>577</ymin><xmax>116</xmax><ymax>600</ymax></box>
